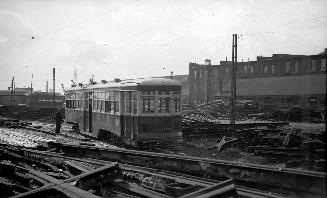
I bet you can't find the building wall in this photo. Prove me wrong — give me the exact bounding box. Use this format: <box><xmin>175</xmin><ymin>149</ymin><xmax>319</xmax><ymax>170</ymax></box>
<box><xmin>0</xmin><ymin>95</ymin><xmax>27</xmax><ymax>106</ymax></box>
<box><xmin>189</xmin><ymin>52</ymin><xmax>327</xmax><ymax>107</ymax></box>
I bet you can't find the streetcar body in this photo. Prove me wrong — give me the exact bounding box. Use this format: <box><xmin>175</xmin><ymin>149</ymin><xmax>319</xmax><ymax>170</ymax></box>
<box><xmin>65</xmin><ymin>78</ymin><xmax>182</xmax><ymax>146</ymax></box>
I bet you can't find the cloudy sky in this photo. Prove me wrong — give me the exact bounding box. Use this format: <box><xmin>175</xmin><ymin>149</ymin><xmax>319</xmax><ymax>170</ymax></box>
<box><xmin>0</xmin><ymin>0</ymin><xmax>326</xmax><ymax>93</ymax></box>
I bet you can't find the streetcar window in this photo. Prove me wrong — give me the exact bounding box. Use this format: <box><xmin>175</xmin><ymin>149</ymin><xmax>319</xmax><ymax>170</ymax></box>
<box><xmin>133</xmin><ymin>93</ymin><xmax>137</xmax><ymax>114</ymax></box>
<box><xmin>142</xmin><ymin>96</ymin><xmax>154</xmax><ymax>113</ymax></box>
<box><xmin>142</xmin><ymin>91</ymin><xmax>154</xmax><ymax>95</ymax></box>
<box><xmin>158</xmin><ymin>97</ymin><xmax>170</xmax><ymax>113</ymax></box>
<box><xmin>158</xmin><ymin>91</ymin><xmax>169</xmax><ymax>95</ymax></box>
<box><xmin>100</xmin><ymin>92</ymin><xmax>105</xmax><ymax>112</ymax></box>
<box><xmin>114</xmin><ymin>101</ymin><xmax>119</xmax><ymax>113</ymax></box>
<box><xmin>173</xmin><ymin>97</ymin><xmax>180</xmax><ymax>112</ymax></box>
<box><xmin>114</xmin><ymin>92</ymin><xmax>119</xmax><ymax>114</ymax></box>
<box><xmin>110</xmin><ymin>101</ymin><xmax>114</xmax><ymax>113</ymax></box>
<box><xmin>65</xmin><ymin>93</ymin><xmax>70</xmax><ymax>109</ymax></box>
<box><xmin>72</xmin><ymin>93</ymin><xmax>76</xmax><ymax>109</ymax></box>
<box><xmin>105</xmin><ymin>101</ymin><xmax>110</xmax><ymax>112</ymax></box>
<box><xmin>93</xmin><ymin>93</ymin><xmax>97</xmax><ymax>111</ymax></box>
<box><xmin>97</xmin><ymin>100</ymin><xmax>100</xmax><ymax>111</ymax></box>
<box><xmin>123</xmin><ymin>92</ymin><xmax>132</xmax><ymax>113</ymax></box>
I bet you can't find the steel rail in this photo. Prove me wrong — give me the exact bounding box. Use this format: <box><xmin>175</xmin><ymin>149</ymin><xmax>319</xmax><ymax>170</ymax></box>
<box><xmin>3</xmin><ymin>144</ymin><xmax>291</xmax><ymax>198</ymax></box>
<box><xmin>48</xmin><ymin>142</ymin><xmax>326</xmax><ymax>197</ymax></box>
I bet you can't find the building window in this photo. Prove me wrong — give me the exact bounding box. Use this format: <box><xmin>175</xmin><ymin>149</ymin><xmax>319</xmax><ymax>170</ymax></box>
<box><xmin>243</xmin><ymin>66</ymin><xmax>247</xmax><ymax>75</ymax></box>
<box><xmin>264</xmin><ymin>65</ymin><xmax>268</xmax><ymax>74</ymax></box>
<box><xmin>321</xmin><ymin>59</ymin><xmax>326</xmax><ymax>72</ymax></box>
<box><xmin>199</xmin><ymin>70</ymin><xmax>202</xmax><ymax>79</ymax></box>
<box><xmin>294</xmin><ymin>61</ymin><xmax>299</xmax><ymax>73</ymax></box>
<box><xmin>194</xmin><ymin>70</ymin><xmax>197</xmax><ymax>79</ymax></box>
<box><xmin>311</xmin><ymin>60</ymin><xmax>317</xmax><ymax>72</ymax></box>
<box><xmin>225</xmin><ymin>67</ymin><xmax>229</xmax><ymax>74</ymax></box>
<box><xmin>285</xmin><ymin>61</ymin><xmax>291</xmax><ymax>73</ymax></box>
<box><xmin>271</xmin><ymin>65</ymin><xmax>275</xmax><ymax>74</ymax></box>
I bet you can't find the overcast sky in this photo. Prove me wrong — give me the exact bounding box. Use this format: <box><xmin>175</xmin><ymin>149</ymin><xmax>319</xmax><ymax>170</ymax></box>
<box><xmin>0</xmin><ymin>0</ymin><xmax>326</xmax><ymax>93</ymax></box>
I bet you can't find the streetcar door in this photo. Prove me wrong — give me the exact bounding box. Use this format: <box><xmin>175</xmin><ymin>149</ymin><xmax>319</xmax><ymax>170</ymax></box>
<box><xmin>88</xmin><ymin>97</ymin><xmax>93</xmax><ymax>133</ymax></box>
<box><xmin>83</xmin><ymin>93</ymin><xmax>88</xmax><ymax>132</ymax></box>
<box><xmin>122</xmin><ymin>91</ymin><xmax>134</xmax><ymax>139</ymax></box>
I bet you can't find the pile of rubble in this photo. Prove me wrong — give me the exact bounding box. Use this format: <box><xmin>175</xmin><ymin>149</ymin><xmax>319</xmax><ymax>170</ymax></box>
<box><xmin>210</xmin><ymin>127</ymin><xmax>326</xmax><ymax>171</ymax></box>
<box><xmin>183</xmin><ymin>99</ymin><xmax>325</xmax><ymax>123</ymax></box>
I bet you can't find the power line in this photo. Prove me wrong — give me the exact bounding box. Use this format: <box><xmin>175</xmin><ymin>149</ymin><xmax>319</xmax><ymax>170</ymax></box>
<box><xmin>0</xmin><ymin>2</ymin><xmax>135</xmax><ymax>57</ymax></box>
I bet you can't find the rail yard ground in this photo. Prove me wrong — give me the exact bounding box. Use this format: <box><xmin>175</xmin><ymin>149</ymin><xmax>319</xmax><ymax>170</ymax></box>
<box><xmin>0</xmin><ymin>106</ymin><xmax>326</xmax><ymax>197</ymax></box>
<box><xmin>0</xmin><ymin>106</ymin><xmax>325</xmax><ymax>170</ymax></box>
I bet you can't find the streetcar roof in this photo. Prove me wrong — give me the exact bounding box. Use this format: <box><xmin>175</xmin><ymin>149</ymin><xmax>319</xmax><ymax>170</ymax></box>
<box><xmin>65</xmin><ymin>78</ymin><xmax>181</xmax><ymax>92</ymax></box>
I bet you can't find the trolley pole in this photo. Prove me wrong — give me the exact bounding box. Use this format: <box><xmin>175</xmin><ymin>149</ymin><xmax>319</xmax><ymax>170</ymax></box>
<box><xmin>53</xmin><ymin>68</ymin><xmax>55</xmax><ymax>109</ymax></box>
<box><xmin>230</xmin><ymin>34</ymin><xmax>237</xmax><ymax>137</ymax></box>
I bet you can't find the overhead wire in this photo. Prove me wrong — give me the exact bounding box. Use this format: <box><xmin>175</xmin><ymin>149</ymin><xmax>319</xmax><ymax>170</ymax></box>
<box><xmin>0</xmin><ymin>1</ymin><xmax>136</xmax><ymax>57</ymax></box>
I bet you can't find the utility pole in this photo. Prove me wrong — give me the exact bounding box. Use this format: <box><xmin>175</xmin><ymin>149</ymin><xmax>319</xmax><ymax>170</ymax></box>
<box><xmin>230</xmin><ymin>34</ymin><xmax>237</xmax><ymax>136</ymax></box>
<box><xmin>10</xmin><ymin>77</ymin><xmax>14</xmax><ymax>105</ymax></box>
<box><xmin>30</xmin><ymin>74</ymin><xmax>33</xmax><ymax>95</ymax></box>
<box><xmin>53</xmin><ymin>68</ymin><xmax>55</xmax><ymax>108</ymax></box>
<box><xmin>46</xmin><ymin>81</ymin><xmax>48</xmax><ymax>93</ymax></box>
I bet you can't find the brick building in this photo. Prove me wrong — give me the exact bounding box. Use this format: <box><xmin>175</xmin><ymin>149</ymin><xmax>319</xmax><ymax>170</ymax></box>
<box><xmin>189</xmin><ymin>49</ymin><xmax>326</xmax><ymax>109</ymax></box>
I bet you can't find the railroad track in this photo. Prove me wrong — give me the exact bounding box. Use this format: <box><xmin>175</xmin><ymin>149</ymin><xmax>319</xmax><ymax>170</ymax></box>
<box><xmin>1</xmin><ymin>143</ymin><xmax>288</xmax><ymax>198</ymax></box>
<box><xmin>41</xmin><ymin>142</ymin><xmax>326</xmax><ymax>197</ymax></box>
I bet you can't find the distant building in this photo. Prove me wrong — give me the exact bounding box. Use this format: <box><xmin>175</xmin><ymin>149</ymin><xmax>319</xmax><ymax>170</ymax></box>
<box><xmin>0</xmin><ymin>93</ymin><xmax>27</xmax><ymax>106</ymax></box>
<box><xmin>189</xmin><ymin>49</ymin><xmax>326</xmax><ymax>109</ymax></box>
<box><xmin>28</xmin><ymin>92</ymin><xmax>64</xmax><ymax>108</ymax></box>
<box><xmin>0</xmin><ymin>87</ymin><xmax>32</xmax><ymax>106</ymax></box>
<box><xmin>0</xmin><ymin>87</ymin><xmax>64</xmax><ymax>108</ymax></box>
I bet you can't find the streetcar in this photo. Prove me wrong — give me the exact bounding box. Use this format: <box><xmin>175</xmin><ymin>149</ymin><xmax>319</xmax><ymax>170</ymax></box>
<box><xmin>65</xmin><ymin>78</ymin><xmax>182</xmax><ymax>147</ymax></box>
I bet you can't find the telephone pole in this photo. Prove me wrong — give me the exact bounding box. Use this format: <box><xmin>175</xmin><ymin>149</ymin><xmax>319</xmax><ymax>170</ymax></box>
<box><xmin>10</xmin><ymin>77</ymin><xmax>14</xmax><ymax>105</ymax></box>
<box><xmin>30</xmin><ymin>74</ymin><xmax>33</xmax><ymax>95</ymax></box>
<box><xmin>230</xmin><ymin>34</ymin><xmax>237</xmax><ymax>136</ymax></box>
<box><xmin>53</xmin><ymin>68</ymin><xmax>55</xmax><ymax>108</ymax></box>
